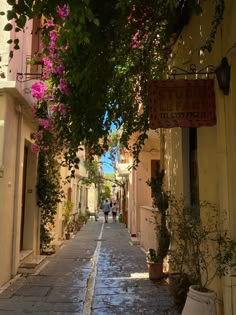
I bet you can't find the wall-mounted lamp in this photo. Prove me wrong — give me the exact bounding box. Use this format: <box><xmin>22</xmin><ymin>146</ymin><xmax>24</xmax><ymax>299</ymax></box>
<box><xmin>215</xmin><ymin>57</ymin><xmax>231</xmax><ymax>96</ymax></box>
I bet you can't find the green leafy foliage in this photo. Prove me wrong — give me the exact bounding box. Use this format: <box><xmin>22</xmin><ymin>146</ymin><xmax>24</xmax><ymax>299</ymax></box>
<box><xmin>146</xmin><ymin>248</ymin><xmax>162</xmax><ymax>263</ymax></box>
<box><xmin>146</xmin><ymin>163</ymin><xmax>170</xmax><ymax>263</ymax></box>
<box><xmin>201</xmin><ymin>0</ymin><xmax>225</xmax><ymax>52</ymax></box>
<box><xmin>2</xmin><ymin>0</ymin><xmax>225</xmax><ymax>168</ymax></box>
<box><xmin>100</xmin><ymin>185</ymin><xmax>111</xmax><ymax>202</ymax></box>
<box><xmin>62</xmin><ymin>200</ymin><xmax>74</xmax><ymax>233</ymax></box>
<box><xmin>169</xmin><ymin>197</ymin><xmax>236</xmax><ymax>289</ymax></box>
<box><xmin>4</xmin><ymin>23</ymin><xmax>13</xmax><ymax>31</ymax></box>
<box><xmin>37</xmin><ymin>151</ymin><xmax>64</xmax><ymax>253</ymax></box>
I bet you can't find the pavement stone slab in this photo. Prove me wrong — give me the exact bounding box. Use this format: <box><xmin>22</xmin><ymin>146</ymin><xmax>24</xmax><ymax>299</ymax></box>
<box><xmin>0</xmin><ymin>218</ymin><xmax>179</xmax><ymax>314</ymax></box>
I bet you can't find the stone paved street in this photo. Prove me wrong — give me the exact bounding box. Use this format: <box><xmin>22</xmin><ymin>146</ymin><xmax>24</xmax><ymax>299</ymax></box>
<box><xmin>0</xmin><ymin>213</ymin><xmax>178</xmax><ymax>315</ymax></box>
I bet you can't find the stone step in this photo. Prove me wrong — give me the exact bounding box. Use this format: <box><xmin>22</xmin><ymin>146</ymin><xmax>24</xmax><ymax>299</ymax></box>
<box><xmin>20</xmin><ymin>250</ymin><xmax>33</xmax><ymax>262</ymax></box>
<box><xmin>130</xmin><ymin>236</ymin><xmax>140</xmax><ymax>245</ymax></box>
<box><xmin>18</xmin><ymin>255</ymin><xmax>47</xmax><ymax>274</ymax></box>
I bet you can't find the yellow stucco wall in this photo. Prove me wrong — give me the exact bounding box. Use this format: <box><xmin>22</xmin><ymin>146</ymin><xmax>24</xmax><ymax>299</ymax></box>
<box><xmin>162</xmin><ymin>1</ymin><xmax>236</xmax><ymax>313</ymax></box>
<box><xmin>0</xmin><ymin>95</ymin><xmax>17</xmax><ymax>286</ymax></box>
<box><xmin>0</xmin><ymin>1</ymin><xmax>41</xmax><ymax>285</ymax></box>
<box><xmin>128</xmin><ymin>130</ymin><xmax>160</xmax><ymax>239</ymax></box>
<box><xmin>0</xmin><ymin>93</ymin><xmax>39</xmax><ymax>286</ymax></box>
<box><xmin>140</xmin><ymin>206</ymin><xmax>158</xmax><ymax>251</ymax></box>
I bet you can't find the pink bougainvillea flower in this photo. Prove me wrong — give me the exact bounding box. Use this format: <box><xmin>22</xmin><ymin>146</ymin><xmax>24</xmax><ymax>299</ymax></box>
<box><xmin>43</xmin><ymin>119</ymin><xmax>51</xmax><ymax>130</ymax></box>
<box><xmin>58</xmin><ymin>103</ymin><xmax>66</xmax><ymax>115</ymax></box>
<box><xmin>131</xmin><ymin>30</ymin><xmax>140</xmax><ymax>49</ymax></box>
<box><xmin>31</xmin><ymin>143</ymin><xmax>41</xmax><ymax>153</ymax></box>
<box><xmin>31</xmin><ymin>82</ymin><xmax>47</xmax><ymax>100</ymax></box>
<box><xmin>37</xmin><ymin>118</ymin><xmax>45</xmax><ymax>126</ymax></box>
<box><xmin>57</xmin><ymin>4</ymin><xmax>70</xmax><ymax>19</ymax></box>
<box><xmin>53</xmin><ymin>64</ymin><xmax>64</xmax><ymax>76</ymax></box>
<box><xmin>34</xmin><ymin>130</ymin><xmax>43</xmax><ymax>141</ymax></box>
<box><xmin>42</xmin><ymin>57</ymin><xmax>53</xmax><ymax>69</ymax></box>
<box><xmin>49</xmin><ymin>30</ymin><xmax>58</xmax><ymax>45</ymax></box>
<box><xmin>59</xmin><ymin>79</ymin><xmax>70</xmax><ymax>95</ymax></box>
<box><xmin>50</xmin><ymin>104</ymin><xmax>58</xmax><ymax>114</ymax></box>
<box><xmin>45</xmin><ymin>19</ymin><xmax>55</xmax><ymax>27</ymax></box>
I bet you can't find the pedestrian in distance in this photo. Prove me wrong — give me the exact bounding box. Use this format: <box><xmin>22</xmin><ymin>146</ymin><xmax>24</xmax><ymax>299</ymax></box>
<box><xmin>111</xmin><ymin>202</ymin><xmax>119</xmax><ymax>223</ymax></box>
<box><xmin>103</xmin><ymin>199</ymin><xmax>111</xmax><ymax>223</ymax></box>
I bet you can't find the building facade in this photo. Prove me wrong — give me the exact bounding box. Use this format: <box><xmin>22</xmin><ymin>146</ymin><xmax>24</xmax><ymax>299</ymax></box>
<box><xmin>158</xmin><ymin>1</ymin><xmax>236</xmax><ymax>313</ymax></box>
<box><xmin>116</xmin><ymin>130</ymin><xmax>160</xmax><ymax>249</ymax></box>
<box><xmin>0</xmin><ymin>2</ymin><xmax>97</xmax><ymax>288</ymax></box>
<box><xmin>0</xmin><ymin>2</ymin><xmax>40</xmax><ymax>287</ymax></box>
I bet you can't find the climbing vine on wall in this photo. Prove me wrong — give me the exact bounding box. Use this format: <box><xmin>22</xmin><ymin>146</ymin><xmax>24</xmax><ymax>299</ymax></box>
<box><xmin>37</xmin><ymin>151</ymin><xmax>64</xmax><ymax>253</ymax></box>
<box><xmin>2</xmin><ymin>0</ymin><xmax>225</xmax><ymax>170</ymax></box>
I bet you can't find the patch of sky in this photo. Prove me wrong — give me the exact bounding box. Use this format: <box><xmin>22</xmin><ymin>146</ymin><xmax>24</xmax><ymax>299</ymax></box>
<box><xmin>100</xmin><ymin>152</ymin><xmax>114</xmax><ymax>174</ymax></box>
<box><xmin>100</xmin><ymin>121</ymin><xmax>118</xmax><ymax>174</ymax></box>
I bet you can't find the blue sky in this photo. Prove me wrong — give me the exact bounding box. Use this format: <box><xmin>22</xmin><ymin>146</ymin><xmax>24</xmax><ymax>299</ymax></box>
<box><xmin>100</xmin><ymin>151</ymin><xmax>114</xmax><ymax>174</ymax></box>
<box><xmin>100</xmin><ymin>122</ymin><xmax>117</xmax><ymax>174</ymax></box>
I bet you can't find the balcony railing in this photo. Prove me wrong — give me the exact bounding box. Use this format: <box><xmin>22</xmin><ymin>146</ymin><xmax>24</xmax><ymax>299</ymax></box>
<box><xmin>16</xmin><ymin>55</ymin><xmax>43</xmax><ymax>82</ymax></box>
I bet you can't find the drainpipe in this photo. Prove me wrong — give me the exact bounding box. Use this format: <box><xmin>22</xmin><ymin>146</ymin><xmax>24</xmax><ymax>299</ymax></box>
<box><xmin>11</xmin><ymin>103</ymin><xmax>23</xmax><ymax>276</ymax></box>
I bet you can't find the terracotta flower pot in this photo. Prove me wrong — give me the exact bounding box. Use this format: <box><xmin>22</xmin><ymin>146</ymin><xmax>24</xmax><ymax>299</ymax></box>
<box><xmin>147</xmin><ymin>261</ymin><xmax>163</xmax><ymax>280</ymax></box>
<box><xmin>65</xmin><ymin>232</ymin><xmax>70</xmax><ymax>240</ymax></box>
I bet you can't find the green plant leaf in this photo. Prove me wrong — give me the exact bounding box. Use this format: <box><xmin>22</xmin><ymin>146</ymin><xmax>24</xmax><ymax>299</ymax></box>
<box><xmin>9</xmin><ymin>50</ymin><xmax>13</xmax><ymax>58</ymax></box>
<box><xmin>7</xmin><ymin>0</ymin><xmax>16</xmax><ymax>5</ymax></box>
<box><xmin>16</xmin><ymin>15</ymin><xmax>27</xmax><ymax>28</ymax></box>
<box><xmin>7</xmin><ymin>10</ymin><xmax>16</xmax><ymax>20</ymax></box>
<box><xmin>4</xmin><ymin>23</ymin><xmax>13</xmax><ymax>31</ymax></box>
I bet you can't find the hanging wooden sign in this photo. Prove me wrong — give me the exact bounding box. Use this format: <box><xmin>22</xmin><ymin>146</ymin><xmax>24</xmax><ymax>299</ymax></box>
<box><xmin>148</xmin><ymin>79</ymin><xmax>216</xmax><ymax>129</ymax></box>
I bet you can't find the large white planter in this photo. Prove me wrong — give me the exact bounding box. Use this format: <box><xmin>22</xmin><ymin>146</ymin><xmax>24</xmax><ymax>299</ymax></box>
<box><xmin>182</xmin><ymin>285</ymin><xmax>217</xmax><ymax>315</ymax></box>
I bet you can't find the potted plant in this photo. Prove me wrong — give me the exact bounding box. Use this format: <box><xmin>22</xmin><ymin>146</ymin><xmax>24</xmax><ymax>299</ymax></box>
<box><xmin>146</xmin><ymin>165</ymin><xmax>171</xmax><ymax>280</ymax></box>
<box><xmin>168</xmin><ymin>197</ymin><xmax>236</xmax><ymax>314</ymax></box>
<box><xmin>62</xmin><ymin>200</ymin><xmax>73</xmax><ymax>239</ymax></box>
<box><xmin>146</xmin><ymin>248</ymin><xmax>165</xmax><ymax>280</ymax></box>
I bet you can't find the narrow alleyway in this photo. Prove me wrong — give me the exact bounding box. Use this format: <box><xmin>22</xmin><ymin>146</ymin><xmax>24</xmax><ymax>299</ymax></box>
<box><xmin>0</xmin><ymin>214</ymin><xmax>178</xmax><ymax>315</ymax></box>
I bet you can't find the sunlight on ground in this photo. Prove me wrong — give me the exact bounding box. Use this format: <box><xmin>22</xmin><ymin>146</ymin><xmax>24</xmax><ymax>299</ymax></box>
<box><xmin>130</xmin><ymin>272</ymin><xmax>149</xmax><ymax>279</ymax></box>
<box><xmin>107</xmin><ymin>272</ymin><xmax>149</xmax><ymax>280</ymax></box>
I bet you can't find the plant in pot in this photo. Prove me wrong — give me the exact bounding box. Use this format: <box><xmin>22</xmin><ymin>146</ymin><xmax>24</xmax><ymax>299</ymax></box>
<box><xmin>77</xmin><ymin>211</ymin><xmax>89</xmax><ymax>226</ymax></box>
<box><xmin>63</xmin><ymin>200</ymin><xmax>73</xmax><ymax>239</ymax></box>
<box><xmin>146</xmin><ymin>165</ymin><xmax>171</xmax><ymax>280</ymax></box>
<box><xmin>168</xmin><ymin>197</ymin><xmax>236</xmax><ymax>315</ymax></box>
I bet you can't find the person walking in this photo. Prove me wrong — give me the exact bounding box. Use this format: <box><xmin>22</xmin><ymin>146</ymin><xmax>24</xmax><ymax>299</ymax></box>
<box><xmin>103</xmin><ymin>199</ymin><xmax>111</xmax><ymax>223</ymax></box>
<box><xmin>111</xmin><ymin>202</ymin><xmax>119</xmax><ymax>223</ymax></box>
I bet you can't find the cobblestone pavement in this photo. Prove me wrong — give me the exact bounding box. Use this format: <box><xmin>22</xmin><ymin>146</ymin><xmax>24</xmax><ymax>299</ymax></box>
<box><xmin>0</xmin><ymin>213</ymin><xmax>179</xmax><ymax>315</ymax></box>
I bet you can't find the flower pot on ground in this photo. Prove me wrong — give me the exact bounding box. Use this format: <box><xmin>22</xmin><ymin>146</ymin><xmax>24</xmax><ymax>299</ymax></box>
<box><xmin>76</xmin><ymin>212</ymin><xmax>89</xmax><ymax>226</ymax></box>
<box><xmin>65</xmin><ymin>232</ymin><xmax>71</xmax><ymax>240</ymax></box>
<box><xmin>63</xmin><ymin>200</ymin><xmax>73</xmax><ymax>239</ymax></box>
<box><xmin>182</xmin><ymin>285</ymin><xmax>217</xmax><ymax>315</ymax></box>
<box><xmin>147</xmin><ymin>260</ymin><xmax>163</xmax><ymax>280</ymax></box>
<box><xmin>168</xmin><ymin>198</ymin><xmax>236</xmax><ymax>314</ymax></box>
<box><xmin>146</xmin><ymin>248</ymin><xmax>164</xmax><ymax>280</ymax></box>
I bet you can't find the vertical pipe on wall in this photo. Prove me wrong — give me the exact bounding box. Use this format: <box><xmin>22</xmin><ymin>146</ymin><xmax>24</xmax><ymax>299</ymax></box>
<box><xmin>11</xmin><ymin>103</ymin><xmax>23</xmax><ymax>276</ymax></box>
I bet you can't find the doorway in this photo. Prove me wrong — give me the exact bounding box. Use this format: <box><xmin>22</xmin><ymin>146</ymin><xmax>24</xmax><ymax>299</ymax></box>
<box><xmin>182</xmin><ymin>128</ymin><xmax>199</xmax><ymax>210</ymax></box>
<box><xmin>20</xmin><ymin>146</ymin><xmax>28</xmax><ymax>250</ymax></box>
<box><xmin>189</xmin><ymin>128</ymin><xmax>199</xmax><ymax>208</ymax></box>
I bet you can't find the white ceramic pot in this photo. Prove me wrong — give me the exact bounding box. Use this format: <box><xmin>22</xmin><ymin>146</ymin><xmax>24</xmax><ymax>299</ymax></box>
<box><xmin>182</xmin><ymin>285</ymin><xmax>217</xmax><ymax>315</ymax></box>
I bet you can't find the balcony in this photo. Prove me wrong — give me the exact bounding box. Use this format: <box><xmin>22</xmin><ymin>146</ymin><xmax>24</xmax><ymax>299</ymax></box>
<box><xmin>116</xmin><ymin>162</ymin><xmax>130</xmax><ymax>177</ymax></box>
<box><xmin>16</xmin><ymin>55</ymin><xmax>43</xmax><ymax>83</ymax></box>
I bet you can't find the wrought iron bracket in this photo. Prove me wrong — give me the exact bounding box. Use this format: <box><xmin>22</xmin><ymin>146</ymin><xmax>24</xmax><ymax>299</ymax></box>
<box><xmin>16</xmin><ymin>72</ymin><xmax>42</xmax><ymax>82</ymax></box>
<box><xmin>168</xmin><ymin>64</ymin><xmax>215</xmax><ymax>79</ymax></box>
